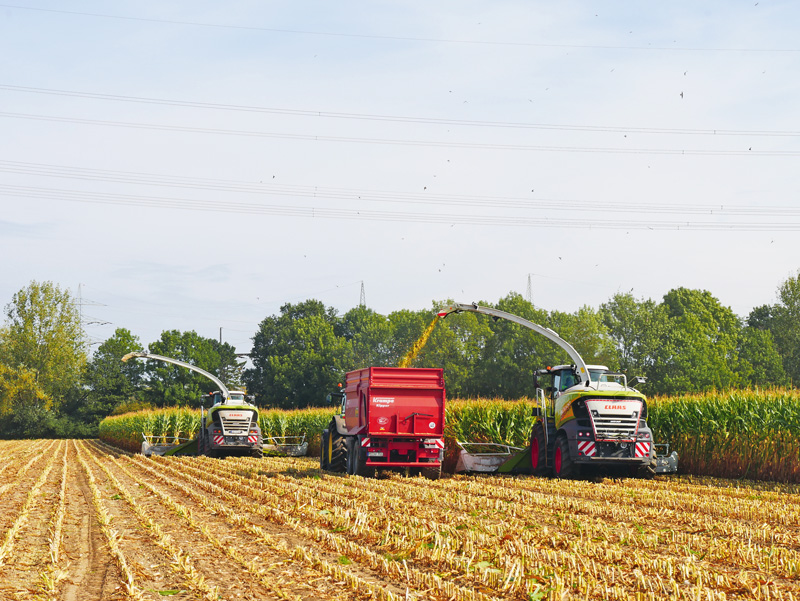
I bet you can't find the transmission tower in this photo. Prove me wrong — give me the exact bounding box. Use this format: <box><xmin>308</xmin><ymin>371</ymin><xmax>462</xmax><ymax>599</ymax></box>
<box><xmin>526</xmin><ymin>274</ymin><xmax>533</xmax><ymax>306</ymax></box>
<box><xmin>359</xmin><ymin>281</ymin><xmax>366</xmax><ymax>307</ymax></box>
<box><xmin>76</xmin><ymin>283</ymin><xmax>110</xmax><ymax>348</ymax></box>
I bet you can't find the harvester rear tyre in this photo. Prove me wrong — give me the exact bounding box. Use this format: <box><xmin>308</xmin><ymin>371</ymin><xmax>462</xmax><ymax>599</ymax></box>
<box><xmin>530</xmin><ymin>424</ymin><xmax>548</xmax><ymax>476</ymax></box>
<box><xmin>327</xmin><ymin>423</ymin><xmax>347</xmax><ymax>473</ymax></box>
<box><xmin>553</xmin><ymin>435</ymin><xmax>576</xmax><ymax>479</ymax></box>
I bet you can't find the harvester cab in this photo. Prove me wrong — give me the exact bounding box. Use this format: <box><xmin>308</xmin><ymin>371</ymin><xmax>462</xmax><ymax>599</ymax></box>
<box><xmin>438</xmin><ymin>303</ymin><xmax>678</xmax><ymax>479</ymax></box>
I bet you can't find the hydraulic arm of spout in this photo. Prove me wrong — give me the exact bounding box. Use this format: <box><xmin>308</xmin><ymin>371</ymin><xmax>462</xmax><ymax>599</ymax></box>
<box><xmin>438</xmin><ymin>303</ymin><xmax>592</xmax><ymax>385</ymax></box>
<box><xmin>122</xmin><ymin>351</ymin><xmax>230</xmax><ymax>399</ymax></box>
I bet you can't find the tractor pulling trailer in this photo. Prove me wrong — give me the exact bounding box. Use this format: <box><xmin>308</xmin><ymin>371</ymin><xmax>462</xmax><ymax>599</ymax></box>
<box><xmin>320</xmin><ymin>367</ymin><xmax>446</xmax><ymax>479</ymax></box>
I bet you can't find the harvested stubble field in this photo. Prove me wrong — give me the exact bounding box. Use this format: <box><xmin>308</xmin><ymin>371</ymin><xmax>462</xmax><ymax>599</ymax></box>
<box><xmin>0</xmin><ymin>440</ymin><xmax>798</xmax><ymax>601</ymax></box>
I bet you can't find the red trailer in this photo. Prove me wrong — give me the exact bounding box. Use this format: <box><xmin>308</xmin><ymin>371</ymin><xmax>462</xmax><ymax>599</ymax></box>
<box><xmin>320</xmin><ymin>367</ymin><xmax>445</xmax><ymax>479</ymax></box>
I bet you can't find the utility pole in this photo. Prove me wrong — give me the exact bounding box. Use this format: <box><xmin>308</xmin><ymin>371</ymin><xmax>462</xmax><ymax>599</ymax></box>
<box><xmin>359</xmin><ymin>281</ymin><xmax>366</xmax><ymax>307</ymax></box>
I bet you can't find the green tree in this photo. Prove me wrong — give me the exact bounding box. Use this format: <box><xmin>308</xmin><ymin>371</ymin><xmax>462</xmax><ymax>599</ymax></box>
<box><xmin>143</xmin><ymin>330</ymin><xmax>240</xmax><ymax>407</ymax></box>
<box><xmin>600</xmin><ymin>292</ymin><xmax>669</xmax><ymax>380</ymax></box>
<box><xmin>245</xmin><ymin>300</ymin><xmax>350</xmax><ymax>408</ymax></box>
<box><xmin>338</xmin><ymin>306</ymin><xmax>395</xmax><ymax>369</ymax></box>
<box><xmin>649</xmin><ymin>288</ymin><xmax>741</xmax><ymax>394</ymax></box>
<box><xmin>468</xmin><ymin>294</ymin><xmax>554</xmax><ymax>399</ymax></box>
<box><xmin>0</xmin><ymin>281</ymin><xmax>86</xmax><ymax>411</ymax></box>
<box><xmin>750</xmin><ymin>271</ymin><xmax>800</xmax><ymax>386</ymax></box>
<box><xmin>548</xmin><ymin>305</ymin><xmax>618</xmax><ymax>369</ymax></box>
<box><xmin>82</xmin><ymin>328</ymin><xmax>145</xmax><ymax>418</ymax></box>
<box><xmin>736</xmin><ymin>327</ymin><xmax>787</xmax><ymax>387</ymax></box>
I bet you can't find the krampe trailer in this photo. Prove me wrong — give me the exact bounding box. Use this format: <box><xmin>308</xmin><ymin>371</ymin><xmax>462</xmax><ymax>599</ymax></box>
<box><xmin>320</xmin><ymin>367</ymin><xmax>445</xmax><ymax>479</ymax></box>
<box><xmin>438</xmin><ymin>303</ymin><xmax>678</xmax><ymax>479</ymax></box>
<box><xmin>122</xmin><ymin>352</ymin><xmax>263</xmax><ymax>458</ymax></box>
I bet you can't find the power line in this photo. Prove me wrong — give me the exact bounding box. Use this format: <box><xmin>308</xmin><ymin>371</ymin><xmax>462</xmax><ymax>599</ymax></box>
<box><xmin>2</xmin><ymin>84</ymin><xmax>799</xmax><ymax>138</ymax></box>
<box><xmin>2</xmin><ymin>111</ymin><xmax>796</xmax><ymax>156</ymax></box>
<box><xmin>4</xmin><ymin>183</ymin><xmax>800</xmax><ymax>231</ymax></box>
<box><xmin>2</xmin><ymin>160</ymin><xmax>799</xmax><ymax>218</ymax></box>
<box><xmin>1</xmin><ymin>4</ymin><xmax>797</xmax><ymax>52</ymax></box>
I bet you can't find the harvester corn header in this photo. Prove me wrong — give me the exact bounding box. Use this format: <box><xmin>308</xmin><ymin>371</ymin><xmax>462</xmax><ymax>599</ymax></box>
<box><xmin>122</xmin><ymin>352</ymin><xmax>263</xmax><ymax>458</ymax></box>
<box><xmin>438</xmin><ymin>303</ymin><xmax>678</xmax><ymax>478</ymax></box>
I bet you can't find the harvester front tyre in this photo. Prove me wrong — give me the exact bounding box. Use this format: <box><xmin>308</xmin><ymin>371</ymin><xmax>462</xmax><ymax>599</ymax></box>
<box><xmin>320</xmin><ymin>430</ymin><xmax>330</xmax><ymax>470</ymax></box>
<box><xmin>327</xmin><ymin>424</ymin><xmax>347</xmax><ymax>473</ymax></box>
<box><xmin>530</xmin><ymin>424</ymin><xmax>548</xmax><ymax>476</ymax></box>
<box><xmin>635</xmin><ymin>458</ymin><xmax>657</xmax><ymax>480</ymax></box>
<box><xmin>553</xmin><ymin>435</ymin><xmax>576</xmax><ymax>479</ymax></box>
<box><xmin>250</xmin><ymin>435</ymin><xmax>263</xmax><ymax>458</ymax></box>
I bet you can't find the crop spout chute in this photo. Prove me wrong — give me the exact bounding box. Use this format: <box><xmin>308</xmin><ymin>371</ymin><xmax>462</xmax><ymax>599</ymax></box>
<box><xmin>122</xmin><ymin>351</ymin><xmax>231</xmax><ymax>399</ymax></box>
<box><xmin>438</xmin><ymin>303</ymin><xmax>592</xmax><ymax>386</ymax></box>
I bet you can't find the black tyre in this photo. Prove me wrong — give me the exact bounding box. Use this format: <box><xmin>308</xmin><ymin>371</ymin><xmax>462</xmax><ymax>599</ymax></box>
<box><xmin>320</xmin><ymin>430</ymin><xmax>330</xmax><ymax>470</ymax></box>
<box><xmin>250</xmin><ymin>431</ymin><xmax>263</xmax><ymax>458</ymax></box>
<box><xmin>327</xmin><ymin>423</ymin><xmax>347</xmax><ymax>473</ymax></box>
<box><xmin>553</xmin><ymin>435</ymin><xmax>576</xmax><ymax>479</ymax></box>
<box><xmin>197</xmin><ymin>430</ymin><xmax>205</xmax><ymax>456</ymax></box>
<box><xmin>530</xmin><ymin>423</ymin><xmax>548</xmax><ymax>476</ymax></box>
<box><xmin>634</xmin><ymin>458</ymin><xmax>657</xmax><ymax>479</ymax></box>
<box><xmin>421</xmin><ymin>463</ymin><xmax>441</xmax><ymax>480</ymax></box>
<box><xmin>348</xmin><ymin>437</ymin><xmax>375</xmax><ymax>478</ymax></box>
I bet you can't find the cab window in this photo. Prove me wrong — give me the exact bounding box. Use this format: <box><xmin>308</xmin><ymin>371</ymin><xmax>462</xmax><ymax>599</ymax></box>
<box><xmin>560</xmin><ymin>370</ymin><xmax>577</xmax><ymax>391</ymax></box>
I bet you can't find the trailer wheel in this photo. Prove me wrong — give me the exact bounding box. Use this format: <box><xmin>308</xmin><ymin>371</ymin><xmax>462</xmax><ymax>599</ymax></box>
<box><xmin>326</xmin><ymin>422</ymin><xmax>347</xmax><ymax>473</ymax></box>
<box><xmin>320</xmin><ymin>430</ymin><xmax>329</xmax><ymax>470</ymax></box>
<box><xmin>421</xmin><ymin>463</ymin><xmax>441</xmax><ymax>480</ymax></box>
<box><xmin>530</xmin><ymin>424</ymin><xmax>548</xmax><ymax>476</ymax></box>
<box><xmin>553</xmin><ymin>435</ymin><xmax>576</xmax><ymax>479</ymax></box>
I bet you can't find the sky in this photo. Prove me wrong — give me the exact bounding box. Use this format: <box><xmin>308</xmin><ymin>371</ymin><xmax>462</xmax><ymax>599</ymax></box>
<box><xmin>1</xmin><ymin>1</ymin><xmax>799</xmax><ymax>355</ymax></box>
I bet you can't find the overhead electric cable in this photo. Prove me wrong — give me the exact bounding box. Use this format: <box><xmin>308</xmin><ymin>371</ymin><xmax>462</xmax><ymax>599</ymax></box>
<box><xmin>1</xmin><ymin>84</ymin><xmax>798</xmax><ymax>138</ymax></box>
<box><xmin>2</xmin><ymin>160</ymin><xmax>798</xmax><ymax>217</ymax></box>
<box><xmin>3</xmin><ymin>183</ymin><xmax>799</xmax><ymax>231</ymax></box>
<box><xmin>1</xmin><ymin>4</ymin><xmax>797</xmax><ymax>52</ymax></box>
<box><xmin>1</xmin><ymin>112</ymin><xmax>795</xmax><ymax>156</ymax></box>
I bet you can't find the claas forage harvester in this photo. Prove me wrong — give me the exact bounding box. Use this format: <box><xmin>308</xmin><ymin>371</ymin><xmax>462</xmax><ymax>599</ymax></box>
<box><xmin>320</xmin><ymin>367</ymin><xmax>445</xmax><ymax>479</ymax></box>
<box><xmin>122</xmin><ymin>352</ymin><xmax>263</xmax><ymax>458</ymax></box>
<box><xmin>438</xmin><ymin>303</ymin><xmax>678</xmax><ymax>479</ymax></box>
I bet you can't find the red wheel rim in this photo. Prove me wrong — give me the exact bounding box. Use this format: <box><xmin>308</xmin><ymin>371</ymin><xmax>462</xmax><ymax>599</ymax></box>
<box><xmin>531</xmin><ymin>438</ymin><xmax>539</xmax><ymax>468</ymax></box>
<box><xmin>554</xmin><ymin>446</ymin><xmax>562</xmax><ymax>474</ymax></box>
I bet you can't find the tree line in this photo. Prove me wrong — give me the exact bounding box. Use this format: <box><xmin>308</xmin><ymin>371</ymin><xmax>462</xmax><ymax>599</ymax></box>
<box><xmin>1</xmin><ymin>275</ymin><xmax>798</xmax><ymax>437</ymax></box>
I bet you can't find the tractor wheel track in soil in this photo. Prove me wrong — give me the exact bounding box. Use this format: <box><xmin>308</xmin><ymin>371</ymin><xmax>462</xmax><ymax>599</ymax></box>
<box><xmin>3</xmin><ymin>440</ymin><xmax>800</xmax><ymax>601</ymax></box>
<box><xmin>90</xmin><ymin>440</ymin><xmax>409</xmax><ymax>601</ymax></box>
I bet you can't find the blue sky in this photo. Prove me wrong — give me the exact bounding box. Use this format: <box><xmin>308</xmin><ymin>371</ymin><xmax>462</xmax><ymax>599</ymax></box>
<box><xmin>2</xmin><ymin>1</ymin><xmax>799</xmax><ymax>353</ymax></box>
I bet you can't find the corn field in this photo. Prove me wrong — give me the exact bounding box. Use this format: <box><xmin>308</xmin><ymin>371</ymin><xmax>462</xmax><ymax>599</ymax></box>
<box><xmin>100</xmin><ymin>389</ymin><xmax>800</xmax><ymax>482</ymax></box>
<box><xmin>99</xmin><ymin>407</ymin><xmax>336</xmax><ymax>454</ymax></box>
<box><xmin>0</xmin><ymin>439</ymin><xmax>798</xmax><ymax>600</ymax></box>
<box><xmin>647</xmin><ymin>389</ymin><xmax>800</xmax><ymax>482</ymax></box>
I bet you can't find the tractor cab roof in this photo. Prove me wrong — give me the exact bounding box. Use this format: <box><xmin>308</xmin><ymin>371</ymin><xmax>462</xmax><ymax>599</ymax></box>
<box><xmin>207</xmin><ymin>390</ymin><xmax>250</xmax><ymax>406</ymax></box>
<box><xmin>543</xmin><ymin>365</ymin><xmax>635</xmax><ymax>392</ymax></box>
